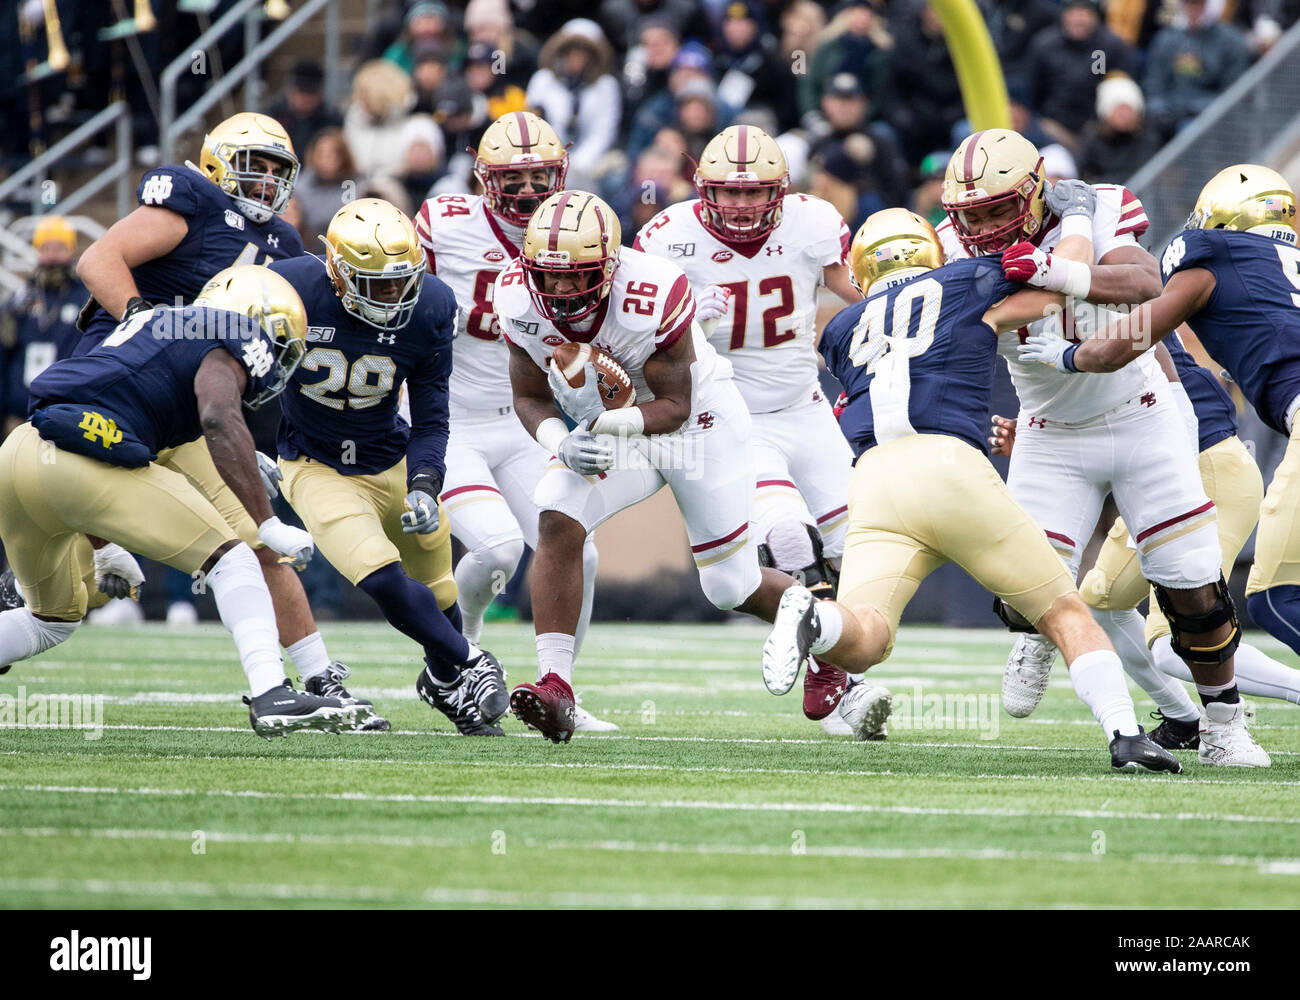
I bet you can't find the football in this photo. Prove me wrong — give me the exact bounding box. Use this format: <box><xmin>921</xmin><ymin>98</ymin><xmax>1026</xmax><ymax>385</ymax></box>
<box><xmin>550</xmin><ymin>341</ymin><xmax>637</xmax><ymax>409</ymax></box>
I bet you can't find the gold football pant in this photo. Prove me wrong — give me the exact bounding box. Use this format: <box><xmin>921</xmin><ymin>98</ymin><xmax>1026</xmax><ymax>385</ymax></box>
<box><xmin>1247</xmin><ymin>419</ymin><xmax>1300</xmax><ymax>595</ymax></box>
<box><xmin>837</xmin><ymin>434</ymin><xmax>1078</xmax><ymax>659</ymax></box>
<box><xmin>279</xmin><ymin>456</ymin><xmax>457</xmax><ymax>609</ymax></box>
<box><xmin>1081</xmin><ymin>435</ymin><xmax>1264</xmax><ymax>646</ymax></box>
<box><xmin>0</xmin><ymin>423</ymin><xmax>237</xmax><ymax>620</ymax></box>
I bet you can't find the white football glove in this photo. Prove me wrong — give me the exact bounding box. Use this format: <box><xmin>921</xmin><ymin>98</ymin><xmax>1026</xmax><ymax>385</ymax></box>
<box><xmin>695</xmin><ymin>284</ymin><xmax>732</xmax><ymax>324</ymax></box>
<box><xmin>257</xmin><ymin>516</ymin><xmax>314</xmax><ymax>570</ymax></box>
<box><xmin>1017</xmin><ymin>331</ymin><xmax>1079</xmax><ymax>373</ymax></box>
<box><xmin>548</xmin><ymin>359</ymin><xmax>606</xmax><ymax>425</ymax></box>
<box><xmin>255</xmin><ymin>450</ymin><xmax>283</xmax><ymax>500</ymax></box>
<box><xmin>401</xmin><ymin>489</ymin><xmax>440</xmax><ymax>534</ymax></box>
<box><xmin>93</xmin><ymin>542</ymin><xmax>144</xmax><ymax>600</ymax></box>
<box><xmin>1045</xmin><ymin>178</ymin><xmax>1097</xmax><ymax>219</ymax></box>
<box><xmin>557</xmin><ymin>429</ymin><xmax>615</xmax><ymax>476</ymax></box>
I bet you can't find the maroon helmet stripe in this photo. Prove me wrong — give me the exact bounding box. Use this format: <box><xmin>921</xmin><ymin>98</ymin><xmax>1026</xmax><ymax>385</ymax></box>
<box><xmin>737</xmin><ymin>124</ymin><xmax>748</xmax><ymax>165</ymax></box>
<box><xmin>962</xmin><ymin>130</ymin><xmax>985</xmax><ymax>191</ymax></box>
<box><xmin>515</xmin><ymin>112</ymin><xmax>532</xmax><ymax>153</ymax></box>
<box><xmin>548</xmin><ymin>191</ymin><xmax>573</xmax><ymax>251</ymax></box>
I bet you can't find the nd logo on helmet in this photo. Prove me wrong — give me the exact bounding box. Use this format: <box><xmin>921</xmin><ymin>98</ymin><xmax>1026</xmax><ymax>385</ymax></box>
<box><xmin>79</xmin><ymin>411</ymin><xmax>123</xmax><ymax>449</ymax></box>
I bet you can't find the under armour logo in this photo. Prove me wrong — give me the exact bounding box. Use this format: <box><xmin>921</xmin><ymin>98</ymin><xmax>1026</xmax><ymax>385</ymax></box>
<box><xmin>696</xmin><ymin>411</ymin><xmax>715</xmax><ymax>430</ymax></box>
<box><xmin>764</xmin><ymin>245</ymin><xmax>783</xmax><ymax>256</ymax></box>
<box><xmin>1140</xmin><ymin>392</ymin><xmax>1156</xmax><ymax>408</ymax></box>
<box><xmin>1027</xmin><ymin>416</ymin><xmax>1046</xmax><ymax>429</ymax></box>
<box><xmin>377</xmin><ymin>333</ymin><xmax>397</xmax><ymax>345</ymax></box>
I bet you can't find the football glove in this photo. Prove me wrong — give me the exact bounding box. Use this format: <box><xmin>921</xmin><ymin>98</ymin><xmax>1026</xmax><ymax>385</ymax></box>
<box><xmin>255</xmin><ymin>450</ymin><xmax>282</xmax><ymax>500</ymax></box>
<box><xmin>401</xmin><ymin>490</ymin><xmax>440</xmax><ymax>534</ymax></box>
<box><xmin>695</xmin><ymin>284</ymin><xmax>732</xmax><ymax>324</ymax></box>
<box><xmin>257</xmin><ymin>516</ymin><xmax>314</xmax><ymax>570</ymax></box>
<box><xmin>548</xmin><ymin>359</ymin><xmax>606</xmax><ymax>426</ymax></box>
<box><xmin>1045</xmin><ymin>178</ymin><xmax>1096</xmax><ymax>220</ymax></box>
<box><xmin>93</xmin><ymin>542</ymin><xmax>144</xmax><ymax>600</ymax></box>
<box><xmin>557</xmin><ymin>428</ymin><xmax>615</xmax><ymax>476</ymax></box>
<box><xmin>1017</xmin><ymin>331</ymin><xmax>1079</xmax><ymax>373</ymax></box>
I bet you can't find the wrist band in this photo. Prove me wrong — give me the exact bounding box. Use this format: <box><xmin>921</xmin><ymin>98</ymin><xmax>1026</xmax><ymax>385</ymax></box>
<box><xmin>536</xmin><ymin>417</ymin><xmax>569</xmax><ymax>455</ymax></box>
<box><xmin>589</xmin><ymin>407</ymin><xmax>645</xmax><ymax>437</ymax></box>
<box><xmin>1062</xmin><ymin>344</ymin><xmax>1080</xmax><ymax>373</ymax></box>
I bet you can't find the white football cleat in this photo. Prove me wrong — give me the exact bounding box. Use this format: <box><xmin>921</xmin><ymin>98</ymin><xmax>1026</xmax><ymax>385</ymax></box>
<box><xmin>1198</xmin><ymin>701</ymin><xmax>1270</xmax><ymax>767</ymax></box>
<box><xmin>1001</xmin><ymin>632</ymin><xmax>1058</xmax><ymax>717</ymax></box>
<box><xmin>572</xmin><ymin>698</ymin><xmax>619</xmax><ymax>733</ymax></box>
<box><xmin>820</xmin><ymin>711</ymin><xmax>853</xmax><ymax>736</ymax></box>
<box><xmin>838</xmin><ymin>682</ymin><xmax>892</xmax><ymax>741</ymax></box>
<box><xmin>762</xmin><ymin>584</ymin><xmax>817</xmax><ymax>695</ymax></box>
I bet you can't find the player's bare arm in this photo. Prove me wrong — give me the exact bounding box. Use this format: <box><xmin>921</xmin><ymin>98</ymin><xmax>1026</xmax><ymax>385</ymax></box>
<box><xmin>194</xmin><ymin>349</ymin><xmax>273</xmax><ymax>526</ymax></box>
<box><xmin>637</xmin><ymin>328</ymin><xmax>696</xmax><ymax>435</ymax></box>
<box><xmin>1084</xmin><ymin>244</ymin><xmax>1163</xmax><ymax>304</ymax></box>
<box><xmin>985</xmin><ymin>232</ymin><xmax>1096</xmax><ymax>333</ymax></box>
<box><xmin>822</xmin><ymin>262</ymin><xmax>862</xmax><ymax>305</ymax></box>
<box><xmin>508</xmin><ymin>338</ymin><xmax>562</xmax><ymax>438</ymax></box>
<box><xmin>76</xmin><ymin>206</ymin><xmax>189</xmax><ymax>319</ymax></box>
<box><xmin>1072</xmin><ymin>269</ymin><xmax>1217</xmax><ymax>373</ymax></box>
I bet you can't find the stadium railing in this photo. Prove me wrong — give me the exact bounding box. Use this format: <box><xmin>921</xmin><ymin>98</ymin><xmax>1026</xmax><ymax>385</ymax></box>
<box><xmin>1126</xmin><ymin>19</ymin><xmax>1300</xmax><ymax>251</ymax></box>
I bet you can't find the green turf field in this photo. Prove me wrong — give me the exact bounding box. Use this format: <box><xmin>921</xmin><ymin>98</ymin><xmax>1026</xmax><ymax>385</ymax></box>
<box><xmin>1</xmin><ymin>621</ymin><xmax>1297</xmax><ymax>909</ymax></box>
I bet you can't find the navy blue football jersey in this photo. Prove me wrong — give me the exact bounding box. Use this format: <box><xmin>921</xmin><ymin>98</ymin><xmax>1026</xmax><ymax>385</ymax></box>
<box><xmin>269</xmin><ymin>255</ymin><xmax>455</xmax><ymax>480</ymax></box>
<box><xmin>28</xmin><ymin>305</ymin><xmax>277</xmax><ymax>467</ymax></box>
<box><xmin>1160</xmin><ymin>227</ymin><xmax>1300</xmax><ymax>435</ymax></box>
<box><xmin>1</xmin><ymin>273</ymin><xmax>87</xmax><ymax>419</ymax></box>
<box><xmin>1165</xmin><ymin>328</ymin><xmax>1237</xmax><ymax>452</ymax></box>
<box><xmin>75</xmin><ymin>163</ymin><xmax>304</xmax><ymax>354</ymax></box>
<box><xmin>820</xmin><ymin>256</ymin><xmax>1017</xmax><ymax>458</ymax></box>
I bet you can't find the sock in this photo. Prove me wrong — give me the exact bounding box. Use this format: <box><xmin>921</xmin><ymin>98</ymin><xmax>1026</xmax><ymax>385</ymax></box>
<box><xmin>207</xmin><ymin>544</ymin><xmax>285</xmax><ymax>697</ymax></box>
<box><xmin>809</xmin><ymin>601</ymin><xmax>843</xmax><ymax>655</ymax></box>
<box><xmin>575</xmin><ymin>537</ymin><xmax>598</xmax><ymax>656</ymax></box>
<box><xmin>286</xmin><ymin>632</ymin><xmax>330</xmax><ymax>682</ymax></box>
<box><xmin>1096</xmin><ymin>609</ymin><xmax>1199</xmax><ymax>722</ymax></box>
<box><xmin>358</xmin><ymin>563</ymin><xmax>470</xmax><ymax>681</ymax></box>
<box><xmin>1068</xmin><ymin>648</ymin><xmax>1140</xmax><ymax>738</ymax></box>
<box><xmin>1153</xmin><ymin>636</ymin><xmax>1300</xmax><ymax>704</ymax></box>
<box><xmin>0</xmin><ymin>607</ymin><xmax>78</xmax><ymax>667</ymax></box>
<box><xmin>1246</xmin><ymin>585</ymin><xmax>1300</xmax><ymax>656</ymax></box>
<box><xmin>453</xmin><ymin>538</ymin><xmax>523</xmax><ymax>644</ymax></box>
<box><xmin>536</xmin><ymin>631</ymin><xmax>575</xmax><ymax>684</ymax></box>
<box><xmin>1195</xmin><ymin>679</ymin><xmax>1240</xmax><ymax>705</ymax></box>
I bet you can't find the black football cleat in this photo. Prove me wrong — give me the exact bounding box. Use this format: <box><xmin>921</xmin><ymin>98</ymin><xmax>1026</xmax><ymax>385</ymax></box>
<box><xmin>0</xmin><ymin>569</ymin><xmax>24</xmax><ymax>611</ymax></box>
<box><xmin>1110</xmin><ymin>726</ymin><xmax>1183</xmax><ymax>774</ymax></box>
<box><xmin>305</xmin><ymin>662</ymin><xmax>388</xmax><ymax>731</ymax></box>
<box><xmin>416</xmin><ymin>665</ymin><xmax>503</xmax><ymax>736</ymax></box>
<box><xmin>461</xmin><ymin>649</ymin><xmax>509</xmax><ymax>723</ymax></box>
<box><xmin>243</xmin><ymin>679</ymin><xmax>357</xmax><ymax>740</ymax></box>
<box><xmin>1148</xmin><ymin>710</ymin><xmax>1200</xmax><ymax>750</ymax></box>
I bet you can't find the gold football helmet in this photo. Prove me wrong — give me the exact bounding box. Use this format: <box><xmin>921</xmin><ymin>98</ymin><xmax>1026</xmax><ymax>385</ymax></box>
<box><xmin>195</xmin><ymin>264</ymin><xmax>308</xmax><ymax>410</ymax></box>
<box><xmin>199</xmin><ymin>112</ymin><xmax>300</xmax><ymax>224</ymax></box>
<box><xmin>521</xmin><ymin>191</ymin><xmax>621</xmax><ymax>324</ymax></box>
<box><xmin>694</xmin><ymin>124</ymin><xmax>790</xmax><ymax>242</ymax></box>
<box><xmin>475</xmin><ymin>111</ymin><xmax>569</xmax><ymax>226</ymax></box>
<box><xmin>1186</xmin><ymin>164</ymin><xmax>1297</xmax><ymax>233</ymax></box>
<box><xmin>322</xmin><ymin>198</ymin><xmax>427</xmax><ymax>331</ymax></box>
<box><xmin>941</xmin><ymin>129</ymin><xmax>1046</xmax><ymax>255</ymax></box>
<box><xmin>849</xmin><ymin>208</ymin><xmax>945</xmax><ymax>294</ymax></box>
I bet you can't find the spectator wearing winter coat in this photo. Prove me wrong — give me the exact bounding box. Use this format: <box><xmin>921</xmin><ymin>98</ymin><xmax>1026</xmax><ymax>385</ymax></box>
<box><xmin>798</xmin><ymin>0</ymin><xmax>893</xmax><ymax>120</ymax></box>
<box><xmin>343</xmin><ymin>59</ymin><xmax>446</xmax><ymax>192</ymax></box>
<box><xmin>264</xmin><ymin>60</ymin><xmax>343</xmax><ymax>156</ymax></box>
<box><xmin>808</xmin><ymin>73</ymin><xmax>910</xmax><ymax>210</ymax></box>
<box><xmin>983</xmin><ymin>0</ymin><xmax>1060</xmax><ymax>96</ymax></box>
<box><xmin>713</xmin><ymin>1</ymin><xmax>800</xmax><ymax>133</ymax></box>
<box><xmin>883</xmin><ymin>1</ymin><xmax>964</xmax><ymax>165</ymax></box>
<box><xmin>1077</xmin><ymin>75</ymin><xmax>1161</xmax><ymax>183</ymax></box>
<box><xmin>1144</xmin><ymin>0</ymin><xmax>1251</xmax><ymax>138</ymax></box>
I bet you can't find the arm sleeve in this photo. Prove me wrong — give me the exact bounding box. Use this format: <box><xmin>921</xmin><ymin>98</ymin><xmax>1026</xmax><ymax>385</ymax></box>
<box><xmin>405</xmin><ymin>306</ymin><xmax>454</xmax><ymax>488</ymax></box>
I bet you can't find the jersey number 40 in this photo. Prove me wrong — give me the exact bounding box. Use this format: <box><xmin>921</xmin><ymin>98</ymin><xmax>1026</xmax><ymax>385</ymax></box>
<box><xmin>847</xmin><ymin>277</ymin><xmax>943</xmax><ymax>373</ymax></box>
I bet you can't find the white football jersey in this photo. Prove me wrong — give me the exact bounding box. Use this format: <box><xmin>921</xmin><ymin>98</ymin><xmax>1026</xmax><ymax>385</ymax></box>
<box><xmin>414</xmin><ymin>192</ymin><xmax>522</xmax><ymax>412</ymax></box>
<box><xmin>634</xmin><ymin>195</ymin><xmax>849</xmax><ymax>413</ymax></box>
<box><xmin>937</xmin><ymin>183</ymin><xmax>1161</xmax><ymax>422</ymax></box>
<box><xmin>494</xmin><ymin>247</ymin><xmax>733</xmax><ymax>417</ymax></box>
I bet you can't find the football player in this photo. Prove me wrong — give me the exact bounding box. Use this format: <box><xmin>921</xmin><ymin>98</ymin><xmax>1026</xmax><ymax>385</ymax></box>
<box><xmin>268</xmin><ymin>198</ymin><xmax>510</xmax><ymax>737</ymax></box>
<box><xmin>499</xmin><ymin>191</ymin><xmax>801</xmax><ymax>744</ymax></box>
<box><xmin>762</xmin><ymin>207</ymin><xmax>1180</xmax><ymax>772</ymax></box>
<box><xmin>633</xmin><ymin>125</ymin><xmax>886</xmax><ymax>737</ymax></box>
<box><xmin>938</xmin><ymin>130</ymin><xmax>1229</xmax><ymax>746</ymax></box>
<box><xmin>1021</xmin><ymin>162</ymin><xmax>1300</xmax><ymax>766</ymax></box>
<box><xmin>69</xmin><ymin>111</ymin><xmax>369</xmax><ymax>718</ymax></box>
<box><xmin>414</xmin><ymin>112</ymin><xmax>614</xmax><ymax>733</ymax></box>
<box><xmin>0</xmin><ymin>266</ymin><xmax>367</xmax><ymax>737</ymax></box>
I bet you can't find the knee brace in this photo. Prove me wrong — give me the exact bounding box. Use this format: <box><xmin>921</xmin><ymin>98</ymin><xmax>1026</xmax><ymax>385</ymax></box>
<box><xmin>758</xmin><ymin>523</ymin><xmax>839</xmax><ymax>598</ymax></box>
<box><xmin>992</xmin><ymin>596</ymin><xmax>1038</xmax><ymax>634</ymax></box>
<box><xmin>1153</xmin><ymin>574</ymin><xmax>1241</xmax><ymax>668</ymax></box>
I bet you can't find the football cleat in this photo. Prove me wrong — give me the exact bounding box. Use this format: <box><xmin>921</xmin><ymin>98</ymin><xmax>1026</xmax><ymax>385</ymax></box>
<box><xmin>1001</xmin><ymin>632</ymin><xmax>1057</xmax><ymax>717</ymax></box>
<box><xmin>762</xmin><ymin>584</ymin><xmax>818</xmax><ymax>696</ymax></box>
<box><xmin>1109</xmin><ymin>727</ymin><xmax>1183</xmax><ymax>774</ymax></box>
<box><xmin>820</xmin><ymin>712</ymin><xmax>853</xmax><ymax>736</ymax></box>
<box><xmin>461</xmin><ymin>650</ymin><xmax>509</xmax><ymax>724</ymax></box>
<box><xmin>0</xmin><ymin>569</ymin><xmax>25</xmax><ymax>611</ymax></box>
<box><xmin>573</xmin><ymin>694</ymin><xmax>619</xmax><ymax>733</ymax></box>
<box><xmin>1198</xmin><ymin>701</ymin><xmax>1271</xmax><ymax>767</ymax></box>
<box><xmin>306</xmin><ymin>662</ymin><xmax>389</xmax><ymax>731</ymax></box>
<box><xmin>243</xmin><ymin>679</ymin><xmax>357</xmax><ymax>740</ymax></box>
<box><xmin>803</xmin><ymin>656</ymin><xmax>850</xmax><ymax>720</ymax></box>
<box><xmin>510</xmin><ymin>673</ymin><xmax>576</xmax><ymax>744</ymax></box>
<box><xmin>416</xmin><ymin>666</ymin><xmax>503</xmax><ymax>736</ymax></box>
<box><xmin>1148</xmin><ymin>710</ymin><xmax>1200</xmax><ymax>750</ymax></box>
<box><xmin>838</xmin><ymin>682</ymin><xmax>892</xmax><ymax>741</ymax></box>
